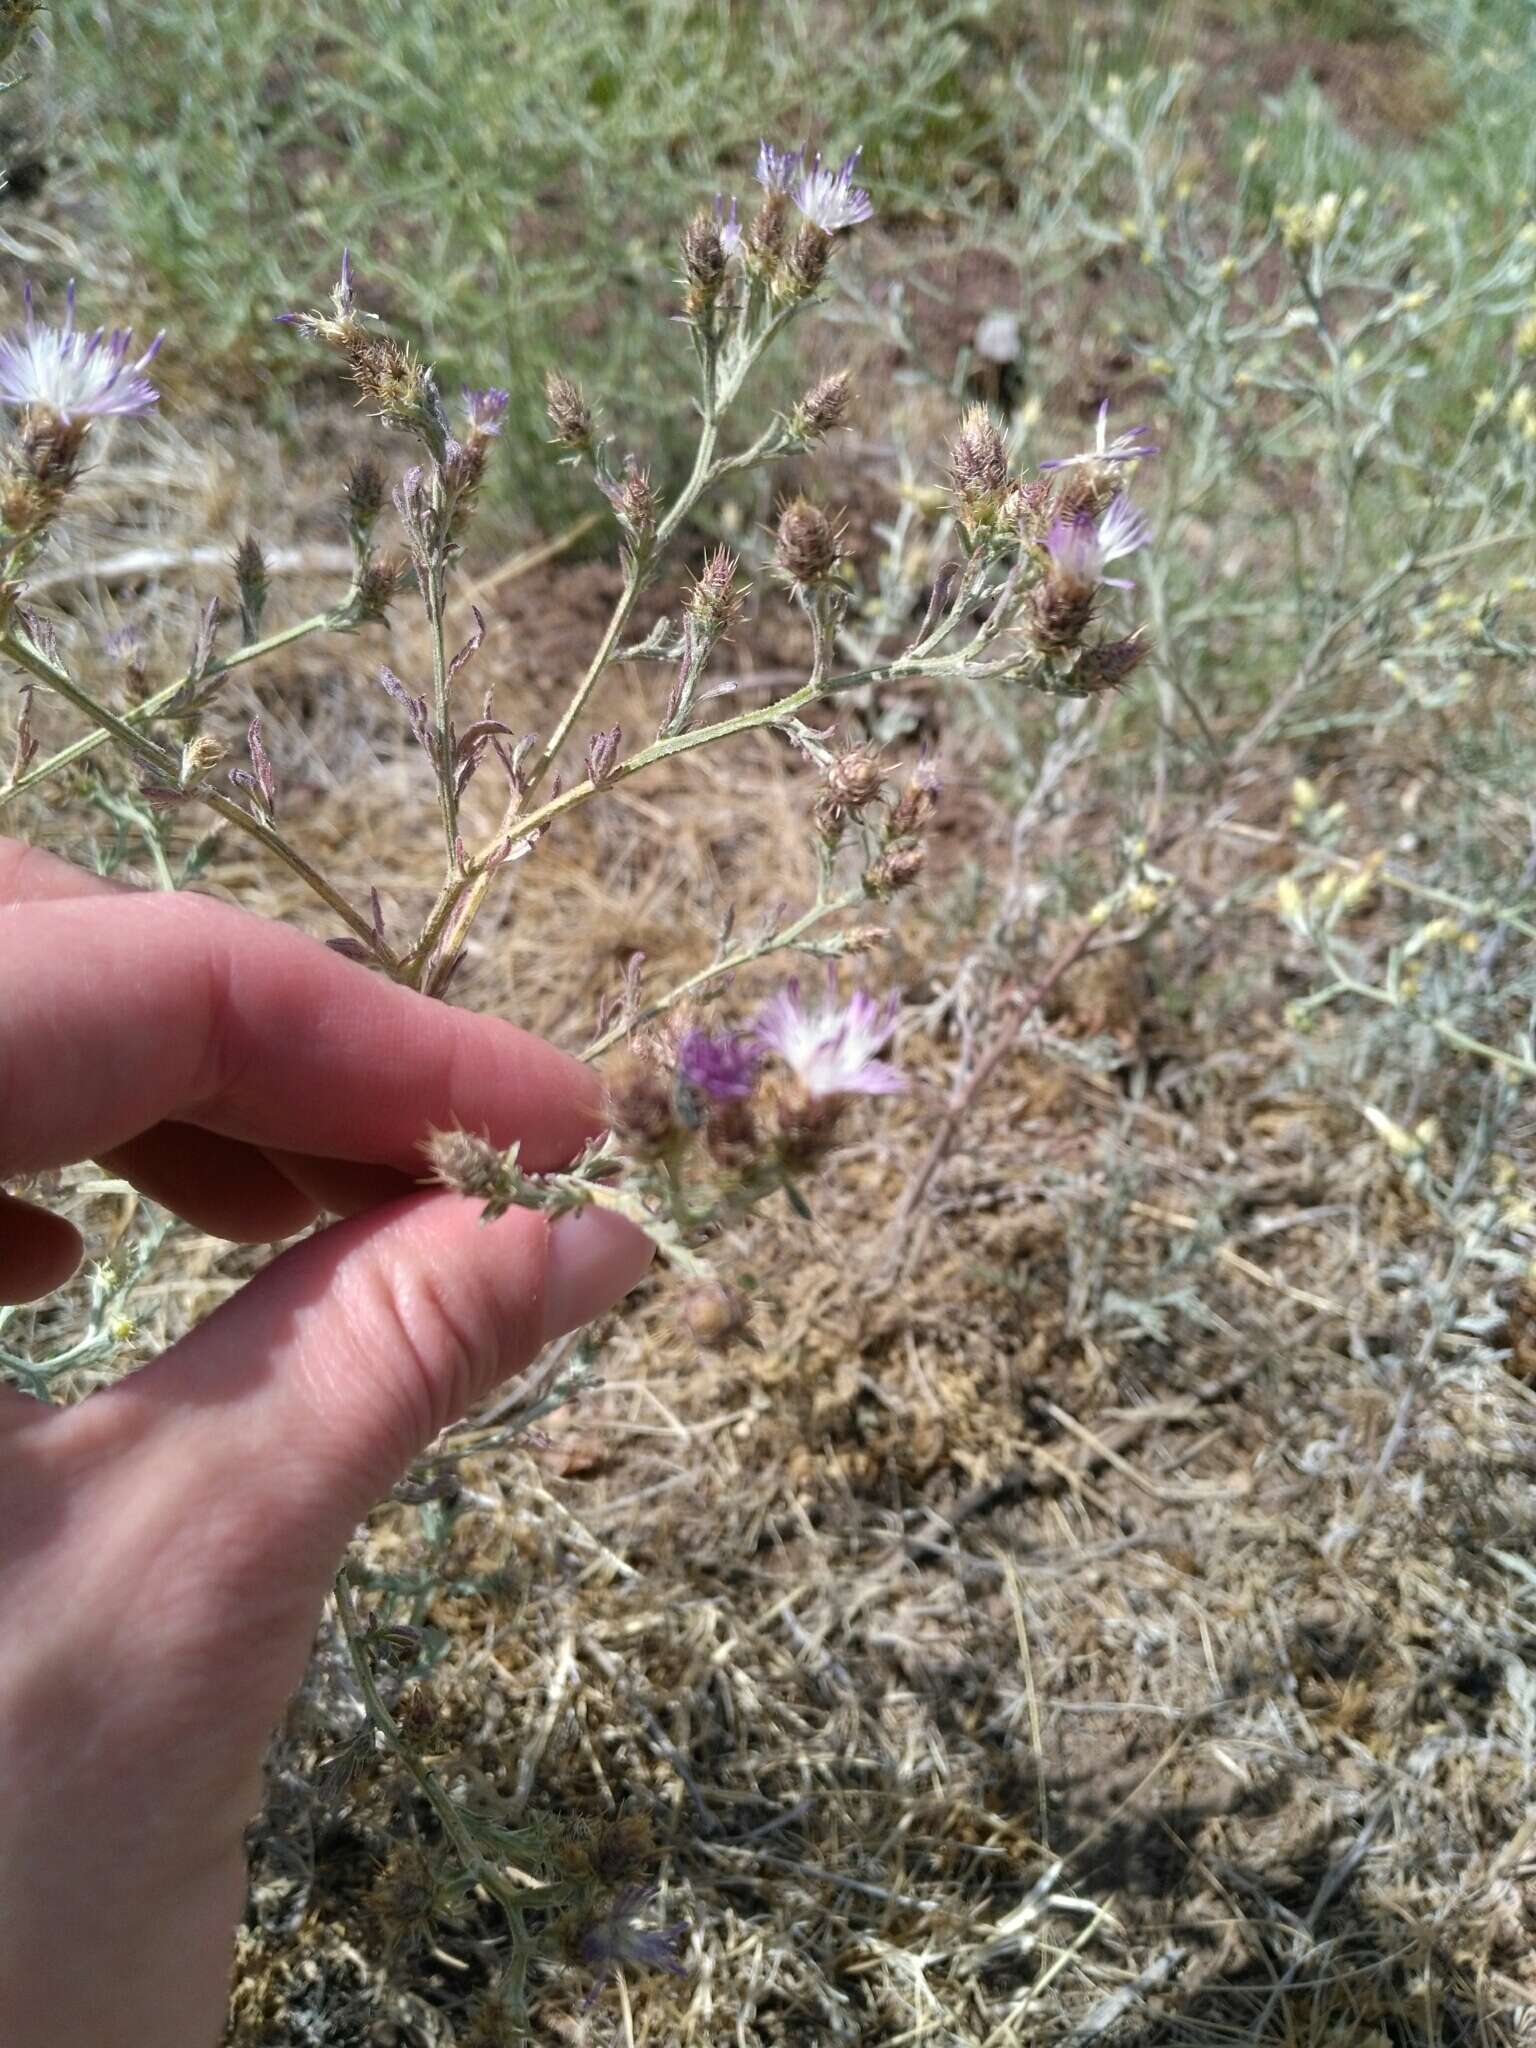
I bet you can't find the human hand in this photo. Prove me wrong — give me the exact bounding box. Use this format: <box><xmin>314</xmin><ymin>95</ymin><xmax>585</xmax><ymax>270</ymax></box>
<box><xmin>0</xmin><ymin>838</ymin><xmax>652</xmax><ymax>2047</ymax></box>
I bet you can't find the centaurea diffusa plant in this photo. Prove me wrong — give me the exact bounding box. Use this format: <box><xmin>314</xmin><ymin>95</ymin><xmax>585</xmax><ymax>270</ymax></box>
<box><xmin>0</xmin><ymin>138</ymin><xmax>1157</xmax><ymax>2025</ymax></box>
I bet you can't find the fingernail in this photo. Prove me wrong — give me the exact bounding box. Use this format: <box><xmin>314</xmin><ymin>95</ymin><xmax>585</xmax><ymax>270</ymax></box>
<box><xmin>540</xmin><ymin>1207</ymin><xmax>654</xmax><ymax>1345</ymax></box>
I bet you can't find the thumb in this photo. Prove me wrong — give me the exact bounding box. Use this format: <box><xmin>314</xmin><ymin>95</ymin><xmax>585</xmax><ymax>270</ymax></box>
<box><xmin>91</xmin><ymin>1190</ymin><xmax>652</xmax><ymax>1580</ymax></box>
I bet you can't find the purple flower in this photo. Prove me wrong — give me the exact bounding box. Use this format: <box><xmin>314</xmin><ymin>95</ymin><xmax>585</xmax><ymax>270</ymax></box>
<box><xmin>792</xmin><ymin>149</ymin><xmax>874</xmax><ymax>232</ymax></box>
<box><xmin>0</xmin><ymin>282</ymin><xmax>161</xmax><ymax>421</ymax></box>
<box><xmin>755</xmin><ymin>981</ymin><xmax>904</xmax><ymax>1099</ymax></box>
<box><xmin>677</xmin><ymin>1027</ymin><xmax>760</xmax><ymax>1101</ymax></box>
<box><xmin>464</xmin><ymin>386</ymin><xmax>510</xmax><ymax>435</ymax></box>
<box><xmin>577</xmin><ymin>1887</ymin><xmax>688</xmax><ymax>1982</ymax></box>
<box><xmin>1038</xmin><ymin>401</ymin><xmax>1158</xmax><ymax>474</ymax></box>
<box><xmin>714</xmin><ymin>193</ymin><xmax>743</xmax><ymax>258</ymax></box>
<box><xmin>1044</xmin><ymin>494</ymin><xmax>1150</xmax><ymax>591</ymax></box>
<box><xmin>756</xmin><ymin>140</ymin><xmax>803</xmax><ymax>195</ymax></box>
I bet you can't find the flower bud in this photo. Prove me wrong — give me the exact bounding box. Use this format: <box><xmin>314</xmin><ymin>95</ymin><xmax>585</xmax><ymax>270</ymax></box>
<box><xmin>704</xmin><ymin>1095</ymin><xmax>759</xmax><ymax>1173</ymax></box>
<box><xmin>584</xmin><ymin>723</ymin><xmax>622</xmax><ymax>787</ymax></box>
<box><xmin>345</xmin><ymin>458</ymin><xmax>387</xmax><ymax>545</ymax></box>
<box><xmin>231</xmin><ymin>533</ymin><xmax>268</xmax><ymax>641</ymax></box>
<box><xmin>950</xmin><ymin>404</ymin><xmax>1009</xmax><ymax>511</ymax></box>
<box><xmin>685</xmin><ymin>547</ymin><xmax>743</xmax><ymax>641</ymax></box>
<box><xmin>769</xmin><ymin>1080</ymin><xmax>846</xmax><ymax>1172</ymax></box>
<box><xmin>425</xmin><ymin>1127</ymin><xmax>519</xmax><ymax>1215</ymax></box>
<box><xmin>544</xmin><ymin>370</ymin><xmax>594</xmax><ymax>451</ymax></box>
<box><xmin>782</xmin><ymin>220</ymin><xmax>834</xmax><ymax>299</ymax></box>
<box><xmin>682</xmin><ymin>207</ymin><xmax>728</xmax><ymax>310</ymax></box>
<box><xmin>746</xmin><ymin>188</ymin><xmax>790</xmax><ymax>270</ymax></box>
<box><xmin>792</xmin><ymin>370</ymin><xmax>853</xmax><ymax>441</ymax></box>
<box><xmin>887</xmin><ymin>763</ymin><xmax>940</xmax><ymax>838</ymax></box>
<box><xmin>774</xmin><ymin>497</ymin><xmax>842</xmax><ymax>586</ymax></box>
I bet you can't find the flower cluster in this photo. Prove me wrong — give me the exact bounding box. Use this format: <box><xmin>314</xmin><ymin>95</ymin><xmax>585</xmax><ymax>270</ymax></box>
<box><xmin>941</xmin><ymin>397</ymin><xmax>1158</xmax><ymax>689</ymax></box>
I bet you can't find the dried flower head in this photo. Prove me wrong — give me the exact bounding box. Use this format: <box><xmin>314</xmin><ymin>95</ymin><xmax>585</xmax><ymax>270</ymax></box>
<box><xmin>345</xmin><ymin>457</ymin><xmax>387</xmax><ymax>540</ymax></box>
<box><xmin>823</xmin><ymin>743</ymin><xmax>887</xmax><ymax>812</ymax></box>
<box><xmin>679</xmin><ymin>1281</ymin><xmax>750</xmax><ymax>1349</ymax></box>
<box><xmin>425</xmin><ymin>1126</ymin><xmax>519</xmax><ymax>1216</ymax></box>
<box><xmin>755</xmin><ymin>981</ymin><xmax>904</xmax><ymax>1099</ymax></box>
<box><xmin>1073</xmin><ymin>629</ymin><xmax>1152</xmax><ymax>692</ymax></box>
<box><xmin>864</xmin><ymin>841</ymin><xmax>926</xmax><ymax>897</ymax></box>
<box><xmin>774</xmin><ymin>496</ymin><xmax>843</xmax><ymax>586</ymax></box>
<box><xmin>231</xmin><ymin>534</ymin><xmax>268</xmax><ymax>640</ymax></box>
<box><xmin>0</xmin><ymin>282</ymin><xmax>161</xmax><ymax>422</ymax></box>
<box><xmin>887</xmin><ymin>760</ymin><xmax>941</xmax><ymax>838</ymax></box>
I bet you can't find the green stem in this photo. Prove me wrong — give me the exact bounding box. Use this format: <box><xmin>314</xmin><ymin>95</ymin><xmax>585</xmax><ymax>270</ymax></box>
<box><xmin>425</xmin><ymin>553</ymin><xmax>459</xmax><ymax>869</ymax></box>
<box><xmin>583</xmin><ymin>895</ymin><xmax>856</xmax><ymax>1059</ymax></box>
<box><xmin>0</xmin><ymin>610</ymin><xmax>335</xmax><ymax>809</ymax></box>
<box><xmin>333</xmin><ymin>1567</ymin><xmax>526</xmax><ymax>1933</ymax></box>
<box><xmin>1</xmin><ymin>627</ymin><xmax>397</xmax><ymax>967</ymax></box>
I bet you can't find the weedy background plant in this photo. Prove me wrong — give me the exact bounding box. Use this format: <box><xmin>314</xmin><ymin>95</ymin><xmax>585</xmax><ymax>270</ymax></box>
<box><xmin>4</xmin><ymin>1</ymin><xmax>1536</xmax><ymax>2042</ymax></box>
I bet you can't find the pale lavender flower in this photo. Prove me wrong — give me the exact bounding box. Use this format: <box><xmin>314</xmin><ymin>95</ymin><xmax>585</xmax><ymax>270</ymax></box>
<box><xmin>1038</xmin><ymin>400</ymin><xmax>1158</xmax><ymax>473</ymax></box>
<box><xmin>576</xmin><ymin>1887</ymin><xmax>688</xmax><ymax>1983</ymax></box>
<box><xmin>677</xmin><ymin>1027</ymin><xmax>760</xmax><ymax>1101</ymax></box>
<box><xmin>792</xmin><ymin>148</ymin><xmax>874</xmax><ymax>232</ymax></box>
<box><xmin>1044</xmin><ymin>494</ymin><xmax>1150</xmax><ymax>591</ymax></box>
<box><xmin>755</xmin><ymin>981</ymin><xmax>904</xmax><ymax>1098</ymax></box>
<box><xmin>714</xmin><ymin>193</ymin><xmax>743</xmax><ymax>258</ymax></box>
<box><xmin>0</xmin><ymin>282</ymin><xmax>161</xmax><ymax>421</ymax></box>
<box><xmin>464</xmin><ymin>386</ymin><xmax>510</xmax><ymax>435</ymax></box>
<box><xmin>756</xmin><ymin>140</ymin><xmax>802</xmax><ymax>195</ymax></box>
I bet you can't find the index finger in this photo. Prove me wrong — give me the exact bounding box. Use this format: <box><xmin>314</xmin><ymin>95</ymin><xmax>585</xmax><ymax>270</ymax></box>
<box><xmin>0</xmin><ymin>885</ymin><xmax>601</xmax><ymax>1178</ymax></box>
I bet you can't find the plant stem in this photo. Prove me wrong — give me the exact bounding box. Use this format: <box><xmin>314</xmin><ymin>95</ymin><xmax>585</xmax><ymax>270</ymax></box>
<box><xmin>424</xmin><ymin>552</ymin><xmax>460</xmax><ymax>868</ymax></box>
<box><xmin>1</xmin><ymin>626</ymin><xmax>397</xmax><ymax>966</ymax></box>
<box><xmin>0</xmin><ymin>610</ymin><xmax>336</xmax><ymax>808</ymax></box>
<box><xmin>332</xmin><ymin>1566</ymin><xmax>526</xmax><ymax>1933</ymax></box>
<box><xmin>582</xmin><ymin>895</ymin><xmax>857</xmax><ymax>1059</ymax></box>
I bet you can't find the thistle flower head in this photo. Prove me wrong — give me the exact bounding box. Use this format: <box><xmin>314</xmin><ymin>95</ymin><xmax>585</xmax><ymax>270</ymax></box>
<box><xmin>277</xmin><ymin>249</ymin><xmax>361</xmax><ymax>343</ymax></box>
<box><xmin>569</xmin><ymin>1886</ymin><xmax>688</xmax><ymax>1983</ymax></box>
<box><xmin>1038</xmin><ymin>400</ymin><xmax>1158</xmax><ymax>475</ymax></box>
<box><xmin>685</xmin><ymin>546</ymin><xmax>744</xmax><ymax>637</ymax></box>
<box><xmin>792</xmin><ymin>368</ymin><xmax>854</xmax><ymax>441</ymax></box>
<box><xmin>1043</xmin><ymin>493</ymin><xmax>1150</xmax><ymax>592</ymax></box>
<box><xmin>463</xmin><ymin>386</ymin><xmax>509</xmax><ymax>437</ymax></box>
<box><xmin>755</xmin><ymin>981</ymin><xmax>904</xmax><ymax>1098</ymax></box>
<box><xmin>677</xmin><ymin>1027</ymin><xmax>761</xmax><ymax>1101</ymax></box>
<box><xmin>0</xmin><ymin>282</ymin><xmax>161</xmax><ymax>422</ymax></box>
<box><xmin>792</xmin><ymin>148</ymin><xmax>874</xmax><ymax>232</ymax></box>
<box><xmin>756</xmin><ymin>140</ymin><xmax>803</xmax><ymax>196</ymax></box>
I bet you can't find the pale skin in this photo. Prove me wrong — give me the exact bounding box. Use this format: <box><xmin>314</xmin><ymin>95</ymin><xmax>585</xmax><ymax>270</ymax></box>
<box><xmin>0</xmin><ymin>837</ymin><xmax>653</xmax><ymax>2046</ymax></box>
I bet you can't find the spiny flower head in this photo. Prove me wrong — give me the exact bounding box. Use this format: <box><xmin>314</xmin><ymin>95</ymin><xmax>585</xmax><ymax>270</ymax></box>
<box><xmin>677</xmin><ymin>1027</ymin><xmax>761</xmax><ymax>1102</ymax></box>
<box><xmin>0</xmin><ymin>282</ymin><xmax>161</xmax><ymax>422</ymax></box>
<box><xmin>792</xmin><ymin>148</ymin><xmax>874</xmax><ymax>232</ymax></box>
<box><xmin>1043</xmin><ymin>493</ymin><xmax>1150</xmax><ymax>593</ymax></box>
<box><xmin>1039</xmin><ymin>400</ymin><xmax>1158</xmax><ymax>475</ymax></box>
<box><xmin>755</xmin><ymin>981</ymin><xmax>904</xmax><ymax>1099</ymax></box>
